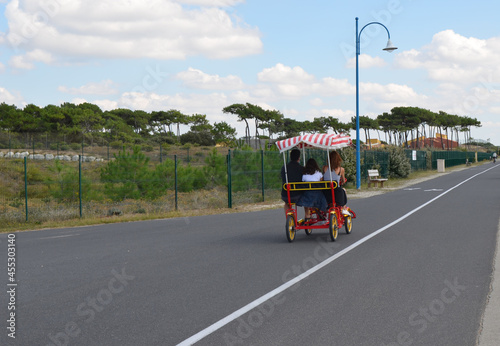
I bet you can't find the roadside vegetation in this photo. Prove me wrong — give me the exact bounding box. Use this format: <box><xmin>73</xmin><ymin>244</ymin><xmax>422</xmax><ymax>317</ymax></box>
<box><xmin>1</xmin><ymin>100</ymin><xmax>497</xmax><ymax>232</ymax></box>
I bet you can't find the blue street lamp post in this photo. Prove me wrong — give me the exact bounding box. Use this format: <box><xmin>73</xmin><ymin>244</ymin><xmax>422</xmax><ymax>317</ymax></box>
<box><xmin>355</xmin><ymin>17</ymin><xmax>397</xmax><ymax>189</ymax></box>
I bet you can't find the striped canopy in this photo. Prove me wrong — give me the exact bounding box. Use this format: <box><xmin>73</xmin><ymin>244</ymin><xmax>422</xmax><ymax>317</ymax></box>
<box><xmin>275</xmin><ymin>133</ymin><xmax>352</xmax><ymax>153</ymax></box>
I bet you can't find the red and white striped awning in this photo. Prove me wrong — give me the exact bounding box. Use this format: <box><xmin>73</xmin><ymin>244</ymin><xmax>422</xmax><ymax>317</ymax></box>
<box><xmin>275</xmin><ymin>133</ymin><xmax>352</xmax><ymax>153</ymax></box>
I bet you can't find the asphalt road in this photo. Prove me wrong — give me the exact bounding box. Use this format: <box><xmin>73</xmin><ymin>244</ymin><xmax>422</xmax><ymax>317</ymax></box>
<box><xmin>1</xmin><ymin>164</ymin><xmax>499</xmax><ymax>346</ymax></box>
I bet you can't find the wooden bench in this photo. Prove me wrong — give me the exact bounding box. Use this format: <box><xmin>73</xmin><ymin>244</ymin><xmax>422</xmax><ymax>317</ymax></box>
<box><xmin>367</xmin><ymin>169</ymin><xmax>388</xmax><ymax>188</ymax></box>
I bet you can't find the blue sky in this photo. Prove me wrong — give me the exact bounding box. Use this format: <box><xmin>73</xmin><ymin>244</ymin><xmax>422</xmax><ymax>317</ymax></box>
<box><xmin>1</xmin><ymin>0</ymin><xmax>500</xmax><ymax>145</ymax></box>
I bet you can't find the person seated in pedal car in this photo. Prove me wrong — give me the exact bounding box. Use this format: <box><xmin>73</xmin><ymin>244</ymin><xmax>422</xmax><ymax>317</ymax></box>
<box><xmin>280</xmin><ymin>148</ymin><xmax>304</xmax><ymax>212</ymax></box>
<box><xmin>298</xmin><ymin>158</ymin><xmax>328</xmax><ymax>220</ymax></box>
<box><xmin>323</xmin><ymin>151</ymin><xmax>349</xmax><ymax>213</ymax></box>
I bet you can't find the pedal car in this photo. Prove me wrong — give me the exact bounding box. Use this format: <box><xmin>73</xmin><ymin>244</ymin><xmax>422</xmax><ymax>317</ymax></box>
<box><xmin>276</xmin><ymin>133</ymin><xmax>357</xmax><ymax>242</ymax></box>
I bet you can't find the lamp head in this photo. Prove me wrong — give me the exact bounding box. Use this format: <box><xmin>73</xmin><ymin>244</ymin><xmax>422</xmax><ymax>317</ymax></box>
<box><xmin>383</xmin><ymin>39</ymin><xmax>397</xmax><ymax>52</ymax></box>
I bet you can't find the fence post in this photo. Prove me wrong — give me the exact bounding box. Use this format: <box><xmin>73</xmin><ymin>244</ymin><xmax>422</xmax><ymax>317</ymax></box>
<box><xmin>227</xmin><ymin>150</ymin><xmax>232</xmax><ymax>208</ymax></box>
<box><xmin>174</xmin><ymin>154</ymin><xmax>178</xmax><ymax>211</ymax></box>
<box><xmin>24</xmin><ymin>157</ymin><xmax>28</xmax><ymax>222</ymax></box>
<box><xmin>261</xmin><ymin>149</ymin><xmax>265</xmax><ymax>202</ymax></box>
<box><xmin>79</xmin><ymin>155</ymin><xmax>82</xmax><ymax>218</ymax></box>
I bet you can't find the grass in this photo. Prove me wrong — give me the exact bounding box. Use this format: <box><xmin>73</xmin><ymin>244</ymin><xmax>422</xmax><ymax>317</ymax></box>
<box><xmin>0</xmin><ymin>188</ymin><xmax>281</xmax><ymax>233</ymax></box>
<box><xmin>0</xmin><ymin>159</ymin><xmax>487</xmax><ymax>234</ymax></box>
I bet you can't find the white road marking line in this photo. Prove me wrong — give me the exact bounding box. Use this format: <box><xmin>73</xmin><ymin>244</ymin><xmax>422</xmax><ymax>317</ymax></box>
<box><xmin>177</xmin><ymin>165</ymin><xmax>498</xmax><ymax>346</ymax></box>
<box><xmin>40</xmin><ymin>234</ymin><xmax>79</xmax><ymax>240</ymax></box>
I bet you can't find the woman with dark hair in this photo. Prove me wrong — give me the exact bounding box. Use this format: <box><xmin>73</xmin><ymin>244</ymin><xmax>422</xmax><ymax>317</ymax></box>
<box><xmin>298</xmin><ymin>158</ymin><xmax>328</xmax><ymax>220</ymax></box>
<box><xmin>323</xmin><ymin>151</ymin><xmax>348</xmax><ymax>209</ymax></box>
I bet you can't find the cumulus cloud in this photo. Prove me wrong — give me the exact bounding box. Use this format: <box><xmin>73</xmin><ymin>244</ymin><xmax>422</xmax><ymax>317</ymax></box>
<box><xmin>176</xmin><ymin>67</ymin><xmax>244</xmax><ymax>90</ymax></box>
<box><xmin>176</xmin><ymin>0</ymin><xmax>244</xmax><ymax>6</ymax></box>
<box><xmin>307</xmin><ymin>107</ymin><xmax>354</xmax><ymax>123</ymax></box>
<box><xmin>2</xmin><ymin>0</ymin><xmax>262</xmax><ymax>63</ymax></box>
<box><xmin>395</xmin><ymin>30</ymin><xmax>500</xmax><ymax>85</ymax></box>
<box><xmin>258</xmin><ymin>63</ymin><xmax>314</xmax><ymax>84</ymax></box>
<box><xmin>114</xmin><ymin>89</ymin><xmax>247</xmax><ymax>131</ymax></box>
<box><xmin>118</xmin><ymin>91</ymin><xmax>229</xmax><ymax>115</ymax></box>
<box><xmin>313</xmin><ymin>77</ymin><xmax>354</xmax><ymax>96</ymax></box>
<box><xmin>0</xmin><ymin>86</ymin><xmax>25</xmax><ymax>107</ymax></box>
<box><xmin>58</xmin><ymin>80</ymin><xmax>119</xmax><ymax>95</ymax></box>
<box><xmin>256</xmin><ymin>63</ymin><xmax>317</xmax><ymax>98</ymax></box>
<box><xmin>345</xmin><ymin>54</ymin><xmax>387</xmax><ymax>69</ymax></box>
<box><xmin>9</xmin><ymin>49</ymin><xmax>53</xmax><ymax>69</ymax></box>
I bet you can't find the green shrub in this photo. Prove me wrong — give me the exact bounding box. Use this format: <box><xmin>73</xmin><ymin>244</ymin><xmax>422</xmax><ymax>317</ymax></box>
<box><xmin>153</xmin><ymin>159</ymin><xmax>207</xmax><ymax>193</ymax></box>
<box><xmin>388</xmin><ymin>146</ymin><xmax>411</xmax><ymax>178</ymax></box>
<box><xmin>203</xmin><ymin>148</ymin><xmax>226</xmax><ymax>189</ymax></box>
<box><xmin>101</xmin><ymin>146</ymin><xmax>158</xmax><ymax>200</ymax></box>
<box><xmin>339</xmin><ymin>147</ymin><xmax>356</xmax><ymax>184</ymax></box>
<box><xmin>70</xmin><ymin>143</ymin><xmax>81</xmax><ymax>151</ymax></box>
<box><xmin>46</xmin><ymin>160</ymin><xmax>92</xmax><ymax>202</ymax></box>
<box><xmin>142</xmin><ymin>144</ymin><xmax>154</xmax><ymax>152</ymax></box>
<box><xmin>180</xmin><ymin>131</ymin><xmax>215</xmax><ymax>146</ymax></box>
<box><xmin>110</xmin><ymin>141</ymin><xmax>123</xmax><ymax>150</ymax></box>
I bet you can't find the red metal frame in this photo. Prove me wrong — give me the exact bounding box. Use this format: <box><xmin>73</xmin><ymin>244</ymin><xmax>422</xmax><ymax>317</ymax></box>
<box><xmin>285</xmin><ymin>182</ymin><xmax>356</xmax><ymax>233</ymax></box>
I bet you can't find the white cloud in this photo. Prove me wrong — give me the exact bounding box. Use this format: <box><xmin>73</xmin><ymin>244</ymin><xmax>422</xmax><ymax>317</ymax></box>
<box><xmin>92</xmin><ymin>99</ymin><xmax>119</xmax><ymax>112</ymax></box>
<box><xmin>258</xmin><ymin>63</ymin><xmax>314</xmax><ymax>84</ymax></box>
<box><xmin>254</xmin><ymin>64</ymin><xmax>356</xmax><ymax>100</ymax></box>
<box><xmin>0</xmin><ymin>86</ymin><xmax>25</xmax><ymax>107</ymax></box>
<box><xmin>345</xmin><ymin>54</ymin><xmax>387</xmax><ymax>69</ymax></box>
<box><xmin>9</xmin><ymin>55</ymin><xmax>34</xmax><ymax>69</ymax></box>
<box><xmin>176</xmin><ymin>67</ymin><xmax>244</xmax><ymax>90</ymax></box>
<box><xmin>395</xmin><ymin>30</ymin><xmax>500</xmax><ymax>85</ymax></box>
<box><xmin>310</xmin><ymin>98</ymin><xmax>323</xmax><ymax>107</ymax></box>
<box><xmin>118</xmin><ymin>91</ymin><xmax>229</xmax><ymax>115</ymax></box>
<box><xmin>9</xmin><ymin>49</ymin><xmax>53</xmax><ymax>69</ymax></box>
<box><xmin>255</xmin><ymin>63</ymin><xmax>318</xmax><ymax>99</ymax></box>
<box><xmin>314</xmin><ymin>77</ymin><xmax>354</xmax><ymax>96</ymax></box>
<box><xmin>176</xmin><ymin>0</ymin><xmax>244</xmax><ymax>6</ymax></box>
<box><xmin>307</xmin><ymin>108</ymin><xmax>354</xmax><ymax>123</ymax></box>
<box><xmin>3</xmin><ymin>0</ymin><xmax>262</xmax><ymax>62</ymax></box>
<box><xmin>358</xmin><ymin>82</ymin><xmax>428</xmax><ymax>114</ymax></box>
<box><xmin>116</xmin><ymin>90</ymin><xmax>249</xmax><ymax>132</ymax></box>
<box><xmin>58</xmin><ymin>80</ymin><xmax>119</xmax><ymax>95</ymax></box>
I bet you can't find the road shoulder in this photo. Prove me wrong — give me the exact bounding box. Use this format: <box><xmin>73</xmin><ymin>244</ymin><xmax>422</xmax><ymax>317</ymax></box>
<box><xmin>477</xmin><ymin>217</ymin><xmax>500</xmax><ymax>345</ymax></box>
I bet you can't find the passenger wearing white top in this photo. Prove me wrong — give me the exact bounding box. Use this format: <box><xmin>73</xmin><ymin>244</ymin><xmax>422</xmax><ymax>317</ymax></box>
<box><xmin>297</xmin><ymin>158</ymin><xmax>328</xmax><ymax>220</ymax></box>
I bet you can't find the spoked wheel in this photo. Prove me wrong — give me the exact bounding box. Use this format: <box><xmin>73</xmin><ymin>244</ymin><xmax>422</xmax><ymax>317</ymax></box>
<box><xmin>286</xmin><ymin>214</ymin><xmax>296</xmax><ymax>242</ymax></box>
<box><xmin>329</xmin><ymin>212</ymin><xmax>338</xmax><ymax>242</ymax></box>
<box><xmin>344</xmin><ymin>215</ymin><xmax>352</xmax><ymax>234</ymax></box>
<box><xmin>305</xmin><ymin>227</ymin><xmax>312</xmax><ymax>236</ymax></box>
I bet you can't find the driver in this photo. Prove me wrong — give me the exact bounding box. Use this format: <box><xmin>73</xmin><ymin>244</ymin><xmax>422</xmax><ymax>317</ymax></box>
<box><xmin>281</xmin><ymin>148</ymin><xmax>303</xmax><ymax>212</ymax></box>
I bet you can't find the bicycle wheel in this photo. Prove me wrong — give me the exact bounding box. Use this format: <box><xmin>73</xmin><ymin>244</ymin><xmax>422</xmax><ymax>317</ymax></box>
<box><xmin>329</xmin><ymin>212</ymin><xmax>338</xmax><ymax>242</ymax></box>
<box><xmin>344</xmin><ymin>215</ymin><xmax>352</xmax><ymax>234</ymax></box>
<box><xmin>286</xmin><ymin>214</ymin><xmax>296</xmax><ymax>242</ymax></box>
